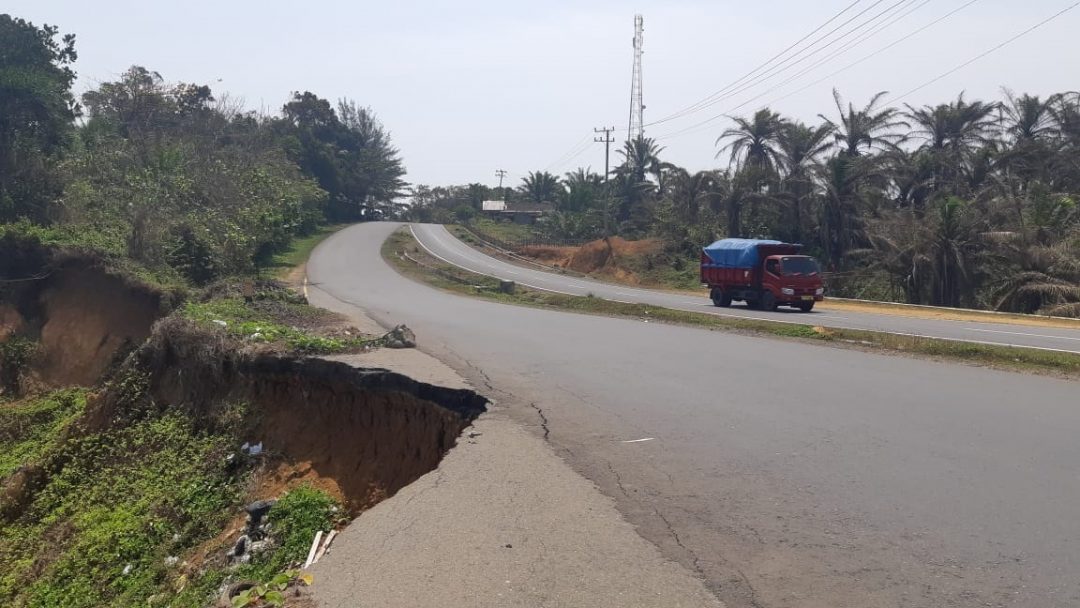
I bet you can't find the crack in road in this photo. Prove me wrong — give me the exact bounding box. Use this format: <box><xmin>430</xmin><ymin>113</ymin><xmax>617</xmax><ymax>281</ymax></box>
<box><xmin>654</xmin><ymin>508</ymin><xmax>704</xmax><ymax>576</ymax></box>
<box><xmin>529</xmin><ymin>402</ymin><xmax>550</xmax><ymax>441</ymax></box>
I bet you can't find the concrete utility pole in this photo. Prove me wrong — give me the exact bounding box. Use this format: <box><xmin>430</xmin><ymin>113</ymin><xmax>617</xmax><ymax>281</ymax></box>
<box><xmin>495</xmin><ymin>169</ymin><xmax>508</xmax><ymax>199</ymax></box>
<box><xmin>593</xmin><ymin>127</ymin><xmax>615</xmax><ymax>182</ymax></box>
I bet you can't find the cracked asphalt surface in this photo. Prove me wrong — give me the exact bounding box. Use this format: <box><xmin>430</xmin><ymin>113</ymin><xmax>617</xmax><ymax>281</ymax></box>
<box><xmin>309</xmin><ymin>222</ymin><xmax>1080</xmax><ymax>608</ymax></box>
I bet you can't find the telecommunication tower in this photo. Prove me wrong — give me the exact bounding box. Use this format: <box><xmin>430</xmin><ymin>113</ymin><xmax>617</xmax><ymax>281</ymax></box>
<box><xmin>627</xmin><ymin>14</ymin><xmax>645</xmax><ymax>142</ymax></box>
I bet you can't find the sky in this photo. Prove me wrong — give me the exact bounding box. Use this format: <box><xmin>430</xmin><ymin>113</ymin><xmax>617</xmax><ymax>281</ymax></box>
<box><xmin>7</xmin><ymin>0</ymin><xmax>1080</xmax><ymax>189</ymax></box>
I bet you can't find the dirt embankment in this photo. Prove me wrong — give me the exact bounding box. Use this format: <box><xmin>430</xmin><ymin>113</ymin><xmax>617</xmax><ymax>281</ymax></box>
<box><xmin>87</xmin><ymin>318</ymin><xmax>487</xmax><ymax>512</ymax></box>
<box><xmin>521</xmin><ymin>237</ymin><xmax>663</xmax><ymax>285</ymax></box>
<box><xmin>0</xmin><ymin>238</ymin><xmax>167</xmax><ymax>393</ymax></box>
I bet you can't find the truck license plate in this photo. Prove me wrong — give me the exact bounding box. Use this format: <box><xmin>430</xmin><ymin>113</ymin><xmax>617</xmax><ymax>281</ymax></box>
<box><xmin>801</xmin><ymin>295</ymin><xmax>813</xmax><ymax>301</ymax></box>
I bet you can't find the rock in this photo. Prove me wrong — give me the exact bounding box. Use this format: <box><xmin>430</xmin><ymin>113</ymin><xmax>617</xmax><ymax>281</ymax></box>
<box><xmin>231</xmin><ymin>534</ymin><xmax>249</xmax><ymax>557</ymax></box>
<box><xmin>248</xmin><ymin>538</ymin><xmax>275</xmax><ymax>556</ymax></box>
<box><xmin>122</xmin><ymin>564</ymin><xmax>133</xmax><ymax>575</ymax></box>
<box><xmin>212</xmin><ymin>319</ymin><xmax>227</xmax><ymax>327</ymax></box>
<box><xmin>382</xmin><ymin>324</ymin><xmax>416</xmax><ymax>349</ymax></box>
<box><xmin>244</xmin><ymin>499</ymin><xmax>275</xmax><ymax>526</ymax></box>
<box><xmin>164</xmin><ymin>556</ymin><xmax>179</xmax><ymax>567</ymax></box>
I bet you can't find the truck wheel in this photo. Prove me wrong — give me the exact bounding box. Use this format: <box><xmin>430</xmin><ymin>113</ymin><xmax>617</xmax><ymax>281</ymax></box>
<box><xmin>798</xmin><ymin>301</ymin><xmax>815</xmax><ymax>312</ymax></box>
<box><xmin>720</xmin><ymin>293</ymin><xmax>733</xmax><ymax>307</ymax></box>
<box><xmin>760</xmin><ymin>291</ymin><xmax>777</xmax><ymax>311</ymax></box>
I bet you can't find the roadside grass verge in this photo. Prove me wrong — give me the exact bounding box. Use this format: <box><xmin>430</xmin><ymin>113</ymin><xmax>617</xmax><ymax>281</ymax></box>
<box><xmin>384</xmin><ymin>228</ymin><xmax>1080</xmax><ymax>378</ymax></box>
<box><xmin>181</xmin><ymin>292</ymin><xmax>377</xmax><ymax>355</ymax></box>
<box><xmin>261</xmin><ymin>223</ymin><xmax>350</xmax><ymax>279</ymax></box>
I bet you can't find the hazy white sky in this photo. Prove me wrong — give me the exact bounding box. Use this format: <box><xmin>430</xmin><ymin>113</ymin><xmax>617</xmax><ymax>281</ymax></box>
<box><xmin>8</xmin><ymin>1</ymin><xmax>1079</xmax><ymax>188</ymax></box>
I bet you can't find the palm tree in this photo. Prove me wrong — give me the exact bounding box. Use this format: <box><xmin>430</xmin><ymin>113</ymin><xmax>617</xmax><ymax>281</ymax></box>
<box><xmin>519</xmin><ymin>171</ymin><xmax>562</xmax><ymax>204</ymax></box>
<box><xmin>668</xmin><ymin>168</ymin><xmax>720</xmax><ymax>224</ymax></box>
<box><xmin>777</xmin><ymin>121</ymin><xmax>833</xmax><ymax>241</ymax></box>
<box><xmin>820</xmin><ymin>89</ymin><xmax>908</xmax><ymax>157</ymax></box>
<box><xmin>619</xmin><ymin>136</ymin><xmax>664</xmax><ymax>183</ymax></box>
<box><xmin>716</xmin><ymin>108</ymin><xmax>785</xmax><ymax>175</ymax></box>
<box><xmin>561</xmin><ymin>168</ymin><xmax>603</xmax><ymax>212</ymax></box>
<box><xmin>905</xmin><ymin>94</ymin><xmax>999</xmax><ymax>196</ymax></box>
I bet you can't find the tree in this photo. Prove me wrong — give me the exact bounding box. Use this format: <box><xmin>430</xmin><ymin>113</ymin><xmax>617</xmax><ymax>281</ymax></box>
<box><xmin>519</xmin><ymin>171</ymin><xmax>562</xmax><ymax>204</ymax></box>
<box><xmin>777</xmin><ymin>121</ymin><xmax>833</xmax><ymax>241</ymax></box>
<box><xmin>821</xmin><ymin>89</ymin><xmax>908</xmax><ymax>158</ymax></box>
<box><xmin>0</xmin><ymin>15</ymin><xmax>78</xmax><ymax>222</ymax></box>
<box><xmin>716</xmin><ymin>109</ymin><xmax>786</xmax><ymax>174</ymax></box>
<box><xmin>279</xmin><ymin>93</ymin><xmax>406</xmax><ymax>221</ymax></box>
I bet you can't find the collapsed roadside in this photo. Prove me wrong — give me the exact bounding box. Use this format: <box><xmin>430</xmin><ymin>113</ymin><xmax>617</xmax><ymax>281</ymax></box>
<box><xmin>0</xmin><ymin>233</ymin><xmax>485</xmax><ymax>607</ymax></box>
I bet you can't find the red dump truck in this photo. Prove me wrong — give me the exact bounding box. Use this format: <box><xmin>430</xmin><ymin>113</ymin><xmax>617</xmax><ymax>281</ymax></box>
<box><xmin>700</xmin><ymin>238</ymin><xmax>824</xmax><ymax>311</ymax></box>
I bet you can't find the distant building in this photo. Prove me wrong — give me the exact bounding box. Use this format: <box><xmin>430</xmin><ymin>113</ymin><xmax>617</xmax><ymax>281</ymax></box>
<box><xmin>481</xmin><ymin>200</ymin><xmax>554</xmax><ymax>224</ymax></box>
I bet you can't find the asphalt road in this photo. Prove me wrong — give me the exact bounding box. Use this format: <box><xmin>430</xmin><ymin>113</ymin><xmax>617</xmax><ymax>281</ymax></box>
<box><xmin>308</xmin><ymin>222</ymin><xmax>1080</xmax><ymax>608</ymax></box>
<box><xmin>410</xmin><ymin>223</ymin><xmax>1080</xmax><ymax>354</ymax></box>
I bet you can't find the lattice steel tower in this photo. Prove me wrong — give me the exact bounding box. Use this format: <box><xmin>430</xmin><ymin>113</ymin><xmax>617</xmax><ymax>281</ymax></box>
<box><xmin>627</xmin><ymin>14</ymin><xmax>644</xmax><ymax>142</ymax></box>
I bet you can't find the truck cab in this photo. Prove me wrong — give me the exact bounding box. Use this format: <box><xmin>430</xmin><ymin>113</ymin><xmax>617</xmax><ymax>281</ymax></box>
<box><xmin>760</xmin><ymin>255</ymin><xmax>824</xmax><ymax>311</ymax></box>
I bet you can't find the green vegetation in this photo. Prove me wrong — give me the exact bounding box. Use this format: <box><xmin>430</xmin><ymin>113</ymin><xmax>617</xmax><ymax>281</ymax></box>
<box><xmin>0</xmin><ymin>15</ymin><xmax>404</xmax><ymax>286</ymax></box>
<box><xmin>1</xmin><ymin>16</ymin><xmax>388</xmax><ymax>606</ymax></box>
<box><xmin>181</xmin><ymin>296</ymin><xmax>375</xmax><ymax>354</ymax></box>
<box><xmin>0</xmin><ymin>336</ymin><xmax>38</xmax><ymax>394</ymax></box>
<box><xmin>406</xmin><ymin>91</ymin><xmax>1080</xmax><ymax>317</ymax></box>
<box><xmin>261</xmin><ymin>487</ymin><xmax>338</xmax><ymax>574</ymax></box>
<box><xmin>0</xmin><ymin>389</ymin><xmax>87</xmax><ymax>478</ymax></box>
<box><xmin>0</xmin><ymin>391</ymin><xmax>239</xmax><ymax>607</ymax></box>
<box><xmin>262</xmin><ymin>223</ymin><xmax>349</xmax><ymax>279</ymax></box>
<box><xmin>385</xmin><ymin>228</ymin><xmax>1080</xmax><ymax>377</ymax></box>
<box><xmin>0</xmin><ymin>383</ymin><xmax>340</xmax><ymax>608</ymax></box>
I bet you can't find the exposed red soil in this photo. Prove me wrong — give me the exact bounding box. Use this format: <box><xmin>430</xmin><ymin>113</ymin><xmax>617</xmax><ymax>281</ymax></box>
<box><xmin>520</xmin><ymin>237</ymin><xmax>663</xmax><ymax>285</ymax></box>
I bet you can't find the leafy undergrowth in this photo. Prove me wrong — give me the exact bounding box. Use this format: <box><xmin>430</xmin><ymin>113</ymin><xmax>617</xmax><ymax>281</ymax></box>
<box><xmin>0</xmin><ymin>384</ymin><xmax>339</xmax><ymax>608</ymax></box>
<box><xmin>181</xmin><ymin>285</ymin><xmax>376</xmax><ymax>355</ymax></box>
<box><xmin>386</xmin><ymin>228</ymin><xmax>1080</xmax><ymax>378</ymax></box>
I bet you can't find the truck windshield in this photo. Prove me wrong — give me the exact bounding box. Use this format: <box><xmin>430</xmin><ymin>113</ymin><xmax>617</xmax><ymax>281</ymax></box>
<box><xmin>781</xmin><ymin>257</ymin><xmax>820</xmax><ymax>276</ymax></box>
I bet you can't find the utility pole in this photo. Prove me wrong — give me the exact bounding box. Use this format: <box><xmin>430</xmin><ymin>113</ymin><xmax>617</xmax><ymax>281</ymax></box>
<box><xmin>495</xmin><ymin>169</ymin><xmax>508</xmax><ymax>200</ymax></box>
<box><xmin>593</xmin><ymin>127</ymin><xmax>615</xmax><ymax>182</ymax></box>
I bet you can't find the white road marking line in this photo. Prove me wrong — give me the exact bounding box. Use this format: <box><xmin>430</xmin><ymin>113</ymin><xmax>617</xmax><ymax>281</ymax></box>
<box><xmin>409</xmin><ymin>224</ymin><xmax>1080</xmax><ymax>354</ymax></box>
<box><xmin>963</xmin><ymin>327</ymin><xmax>1080</xmax><ymax>342</ymax></box>
<box><xmin>607</xmin><ymin>299</ymin><xmax>634</xmax><ymax>304</ymax></box>
<box><xmin>621</xmin><ymin>437</ymin><xmax>655</xmax><ymax>443</ymax></box>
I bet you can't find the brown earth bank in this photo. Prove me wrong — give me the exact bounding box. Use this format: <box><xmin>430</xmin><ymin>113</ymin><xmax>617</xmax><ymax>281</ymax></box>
<box><xmin>520</xmin><ymin>236</ymin><xmax>663</xmax><ymax>285</ymax></box>
<box><xmin>0</xmin><ymin>235</ymin><xmax>171</xmax><ymax>394</ymax></box>
<box><xmin>114</xmin><ymin>318</ymin><xmax>488</xmax><ymax>512</ymax></box>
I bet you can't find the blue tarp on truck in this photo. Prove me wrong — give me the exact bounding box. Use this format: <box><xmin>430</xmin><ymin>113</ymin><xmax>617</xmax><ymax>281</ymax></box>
<box><xmin>702</xmin><ymin>238</ymin><xmax>784</xmax><ymax>268</ymax></box>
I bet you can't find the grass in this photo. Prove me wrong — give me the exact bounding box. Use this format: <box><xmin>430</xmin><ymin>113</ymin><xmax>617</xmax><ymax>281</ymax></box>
<box><xmin>384</xmin><ymin>228</ymin><xmax>1080</xmax><ymax>378</ymax></box>
<box><xmin>181</xmin><ymin>295</ymin><xmax>376</xmax><ymax>354</ymax></box>
<box><xmin>261</xmin><ymin>223</ymin><xmax>349</xmax><ymax>279</ymax></box>
<box><xmin>0</xmin><ymin>384</ymin><xmax>340</xmax><ymax>608</ymax></box>
<box><xmin>465</xmin><ymin>218</ymin><xmax>541</xmax><ymax>245</ymax></box>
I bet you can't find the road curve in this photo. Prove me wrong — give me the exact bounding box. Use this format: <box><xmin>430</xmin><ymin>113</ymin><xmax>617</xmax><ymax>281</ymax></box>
<box><xmin>410</xmin><ymin>223</ymin><xmax>1080</xmax><ymax>353</ymax></box>
<box><xmin>308</xmin><ymin>222</ymin><xmax>1080</xmax><ymax>608</ymax></box>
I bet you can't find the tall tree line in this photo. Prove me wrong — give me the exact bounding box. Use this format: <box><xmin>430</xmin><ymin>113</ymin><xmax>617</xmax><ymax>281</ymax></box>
<box><xmin>422</xmin><ymin>88</ymin><xmax>1078</xmax><ymax>315</ymax></box>
<box><xmin>0</xmin><ymin>14</ymin><xmax>406</xmax><ymax>284</ymax></box>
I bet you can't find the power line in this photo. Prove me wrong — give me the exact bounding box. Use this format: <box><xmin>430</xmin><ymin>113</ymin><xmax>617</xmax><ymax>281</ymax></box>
<box><xmin>652</xmin><ymin>0</ymin><xmax>982</xmax><ymax>141</ymax></box>
<box><xmin>649</xmin><ymin>0</ymin><xmax>866</xmax><ymax>125</ymax></box>
<box><xmin>543</xmin><ymin>133</ymin><xmax>592</xmax><ymax>172</ymax></box>
<box><xmin>885</xmin><ymin>1</ymin><xmax>1080</xmax><ymax>104</ymax></box>
<box><xmin>653</xmin><ymin>0</ymin><xmax>914</xmax><ymax>127</ymax></box>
